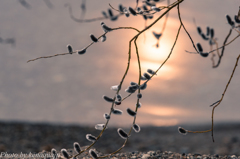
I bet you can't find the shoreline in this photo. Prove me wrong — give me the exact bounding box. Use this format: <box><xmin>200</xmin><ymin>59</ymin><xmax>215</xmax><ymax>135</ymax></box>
<box><xmin>0</xmin><ymin>121</ymin><xmax>240</xmax><ymax>158</ymax></box>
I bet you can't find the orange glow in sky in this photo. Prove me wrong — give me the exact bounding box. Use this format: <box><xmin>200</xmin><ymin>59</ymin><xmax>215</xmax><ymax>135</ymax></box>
<box><xmin>141</xmin><ymin>105</ymin><xmax>188</xmax><ymax>117</ymax></box>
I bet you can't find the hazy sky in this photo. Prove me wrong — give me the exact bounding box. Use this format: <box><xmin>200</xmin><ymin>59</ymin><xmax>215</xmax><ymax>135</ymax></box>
<box><xmin>0</xmin><ymin>0</ymin><xmax>239</xmax><ymax>127</ymax></box>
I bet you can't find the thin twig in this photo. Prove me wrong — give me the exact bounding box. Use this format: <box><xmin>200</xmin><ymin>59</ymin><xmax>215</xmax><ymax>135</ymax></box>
<box><xmin>188</xmin><ymin>54</ymin><xmax>240</xmax><ymax>142</ymax></box>
<box><xmin>27</xmin><ymin>27</ymin><xmax>140</xmax><ymax>63</ymax></box>
<box><xmin>213</xmin><ymin>29</ymin><xmax>232</xmax><ymax>68</ymax></box>
<box><xmin>177</xmin><ymin>3</ymin><xmax>198</xmax><ymax>53</ymax></box>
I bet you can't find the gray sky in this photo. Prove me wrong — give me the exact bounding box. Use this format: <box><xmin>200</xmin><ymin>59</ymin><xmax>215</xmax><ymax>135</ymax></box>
<box><xmin>0</xmin><ymin>0</ymin><xmax>239</xmax><ymax>127</ymax></box>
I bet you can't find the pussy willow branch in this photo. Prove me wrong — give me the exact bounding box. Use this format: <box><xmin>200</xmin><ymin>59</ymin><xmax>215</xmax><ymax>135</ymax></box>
<box><xmin>99</xmin><ymin>9</ymin><xmax>183</xmax><ymax>159</ymax></box>
<box><xmin>27</xmin><ymin>27</ymin><xmax>140</xmax><ymax>63</ymax></box>
<box><xmin>105</xmin><ymin>22</ymin><xmax>183</xmax><ymax>158</ymax></box>
<box><xmin>177</xmin><ymin>3</ymin><xmax>198</xmax><ymax>53</ymax></box>
<box><xmin>213</xmin><ymin>28</ymin><xmax>232</xmax><ymax>68</ymax></box>
<box><xmin>145</xmin><ymin>23</ymin><xmax>182</xmax><ymax>84</ymax></box>
<box><xmin>158</xmin><ymin>0</ymin><xmax>170</xmax><ymax>43</ymax></box>
<box><xmin>186</xmin><ymin>31</ymin><xmax>240</xmax><ymax>55</ymax></box>
<box><xmin>73</xmin><ymin>29</ymin><xmax>138</xmax><ymax>158</ymax></box>
<box><xmin>98</xmin><ymin>37</ymin><xmax>141</xmax><ymax>158</ymax></box>
<box><xmin>89</xmin><ymin>1</ymin><xmax>184</xmax><ymax>157</ymax></box>
<box><xmin>188</xmin><ymin>54</ymin><xmax>240</xmax><ymax>142</ymax></box>
<box><xmin>65</xmin><ymin>3</ymin><xmax>110</xmax><ymax>23</ymax></box>
<box><xmin>136</xmin><ymin>0</ymin><xmax>184</xmax><ymax>37</ymax></box>
<box><xmin>208</xmin><ymin>33</ymin><xmax>240</xmax><ymax>54</ymax></box>
<box><xmin>27</xmin><ymin>0</ymin><xmax>182</xmax><ymax>63</ymax></box>
<box><xmin>107</xmin><ymin>0</ymin><xmax>184</xmax><ymax>102</ymax></box>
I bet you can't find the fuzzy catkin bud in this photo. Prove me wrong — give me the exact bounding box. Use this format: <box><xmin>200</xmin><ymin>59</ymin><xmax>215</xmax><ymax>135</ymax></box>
<box><xmin>145</xmin><ymin>1</ymin><xmax>155</xmax><ymax>7</ymax></box>
<box><xmin>115</xmin><ymin>101</ymin><xmax>121</xmax><ymax>105</ymax></box>
<box><xmin>178</xmin><ymin>127</ymin><xmax>188</xmax><ymax>135</ymax></box>
<box><xmin>61</xmin><ymin>149</ymin><xmax>69</xmax><ymax>159</ymax></box>
<box><xmin>102</xmin><ymin>11</ymin><xmax>108</xmax><ymax>18</ymax></box>
<box><xmin>90</xmin><ymin>34</ymin><xmax>98</xmax><ymax>42</ymax></box>
<box><xmin>137</xmin><ymin>7</ymin><xmax>143</xmax><ymax>14</ymax></box>
<box><xmin>125</xmin><ymin>87</ymin><xmax>136</xmax><ymax>93</ymax></box>
<box><xmin>133</xmin><ymin>124</ymin><xmax>141</xmax><ymax>133</ymax></box>
<box><xmin>226</xmin><ymin>15</ymin><xmax>234</xmax><ymax>27</ymax></box>
<box><xmin>119</xmin><ymin>4</ymin><xmax>124</xmax><ymax>13</ymax></box>
<box><xmin>151</xmin><ymin>6</ymin><xmax>161</xmax><ymax>12</ymax></box>
<box><xmin>108</xmin><ymin>9</ymin><xmax>113</xmax><ymax>17</ymax></box>
<box><xmin>112</xmin><ymin>109</ymin><xmax>123</xmax><ymax>115</ymax></box>
<box><xmin>200</xmin><ymin>52</ymin><xmax>209</xmax><ymax>58</ymax></box>
<box><xmin>129</xmin><ymin>85</ymin><xmax>138</xmax><ymax>90</ymax></box>
<box><xmin>196</xmin><ymin>43</ymin><xmax>203</xmax><ymax>53</ymax></box>
<box><xmin>101</xmin><ymin>35</ymin><xmax>107</xmax><ymax>42</ymax></box>
<box><xmin>111</xmin><ymin>85</ymin><xmax>119</xmax><ymax>91</ymax></box>
<box><xmin>153</xmin><ymin>31</ymin><xmax>162</xmax><ymax>40</ymax></box>
<box><xmin>123</xmin><ymin>8</ymin><xmax>130</xmax><ymax>17</ymax></box>
<box><xmin>147</xmin><ymin>14</ymin><xmax>153</xmax><ymax>19</ymax></box>
<box><xmin>210</xmin><ymin>28</ymin><xmax>214</xmax><ymax>38</ymax></box>
<box><xmin>209</xmin><ymin>39</ymin><xmax>215</xmax><ymax>46</ymax></box>
<box><xmin>127</xmin><ymin>108</ymin><xmax>136</xmax><ymax>117</ymax></box>
<box><xmin>117</xmin><ymin>128</ymin><xmax>129</xmax><ymax>139</ymax></box>
<box><xmin>103</xmin><ymin>95</ymin><xmax>114</xmax><ymax>102</ymax></box>
<box><xmin>147</xmin><ymin>69</ymin><xmax>155</xmax><ymax>75</ymax></box>
<box><xmin>86</xmin><ymin>134</ymin><xmax>97</xmax><ymax>142</ymax></box>
<box><xmin>197</xmin><ymin>27</ymin><xmax>202</xmax><ymax>35</ymax></box>
<box><xmin>116</xmin><ymin>94</ymin><xmax>122</xmax><ymax>101</ymax></box>
<box><xmin>129</xmin><ymin>7</ymin><xmax>137</xmax><ymax>16</ymax></box>
<box><xmin>130</xmin><ymin>82</ymin><xmax>138</xmax><ymax>86</ymax></box>
<box><xmin>67</xmin><ymin>44</ymin><xmax>73</xmax><ymax>54</ymax></box>
<box><xmin>143</xmin><ymin>5</ymin><xmax>149</xmax><ymax>12</ymax></box>
<box><xmin>234</xmin><ymin>15</ymin><xmax>240</xmax><ymax>23</ymax></box>
<box><xmin>136</xmin><ymin>102</ymin><xmax>142</xmax><ymax>108</ymax></box>
<box><xmin>77</xmin><ymin>49</ymin><xmax>86</xmax><ymax>55</ymax></box>
<box><xmin>73</xmin><ymin>142</ymin><xmax>81</xmax><ymax>153</ymax></box>
<box><xmin>140</xmin><ymin>83</ymin><xmax>147</xmax><ymax>90</ymax></box>
<box><xmin>101</xmin><ymin>22</ymin><xmax>112</xmax><ymax>32</ymax></box>
<box><xmin>143</xmin><ymin>15</ymin><xmax>148</xmax><ymax>20</ymax></box>
<box><xmin>206</xmin><ymin>26</ymin><xmax>210</xmax><ymax>36</ymax></box>
<box><xmin>51</xmin><ymin>148</ymin><xmax>58</xmax><ymax>159</ymax></box>
<box><xmin>143</xmin><ymin>73</ymin><xmax>151</xmax><ymax>80</ymax></box>
<box><xmin>103</xmin><ymin>113</ymin><xmax>110</xmax><ymax>120</ymax></box>
<box><xmin>140</xmin><ymin>76</ymin><xmax>147</xmax><ymax>80</ymax></box>
<box><xmin>110</xmin><ymin>16</ymin><xmax>118</xmax><ymax>21</ymax></box>
<box><xmin>95</xmin><ymin>124</ymin><xmax>106</xmax><ymax>130</ymax></box>
<box><xmin>201</xmin><ymin>33</ymin><xmax>209</xmax><ymax>41</ymax></box>
<box><xmin>137</xmin><ymin>93</ymin><xmax>142</xmax><ymax>99</ymax></box>
<box><xmin>89</xmin><ymin>149</ymin><xmax>98</xmax><ymax>159</ymax></box>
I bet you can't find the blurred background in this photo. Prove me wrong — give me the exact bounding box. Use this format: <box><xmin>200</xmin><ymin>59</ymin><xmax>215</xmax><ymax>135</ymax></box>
<box><xmin>0</xmin><ymin>0</ymin><xmax>239</xmax><ymax>128</ymax></box>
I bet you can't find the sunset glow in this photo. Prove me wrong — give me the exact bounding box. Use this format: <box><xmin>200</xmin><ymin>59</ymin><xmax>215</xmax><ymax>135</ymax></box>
<box><xmin>137</xmin><ymin>118</ymin><xmax>178</xmax><ymax>126</ymax></box>
<box><xmin>142</xmin><ymin>105</ymin><xmax>188</xmax><ymax>117</ymax></box>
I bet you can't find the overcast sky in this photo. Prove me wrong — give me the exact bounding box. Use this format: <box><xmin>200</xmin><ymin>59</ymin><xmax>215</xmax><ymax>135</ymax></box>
<box><xmin>0</xmin><ymin>0</ymin><xmax>239</xmax><ymax>127</ymax></box>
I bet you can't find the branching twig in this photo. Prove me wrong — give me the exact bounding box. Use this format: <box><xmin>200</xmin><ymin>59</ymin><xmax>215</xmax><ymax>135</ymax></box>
<box><xmin>188</xmin><ymin>54</ymin><xmax>240</xmax><ymax>142</ymax></box>
<box><xmin>213</xmin><ymin>29</ymin><xmax>232</xmax><ymax>68</ymax></box>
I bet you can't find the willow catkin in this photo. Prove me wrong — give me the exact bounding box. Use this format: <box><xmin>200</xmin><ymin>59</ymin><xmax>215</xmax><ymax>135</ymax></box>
<box><xmin>86</xmin><ymin>134</ymin><xmax>97</xmax><ymax>142</ymax></box>
<box><xmin>178</xmin><ymin>127</ymin><xmax>188</xmax><ymax>135</ymax></box>
<box><xmin>67</xmin><ymin>44</ymin><xmax>73</xmax><ymax>54</ymax></box>
<box><xmin>89</xmin><ymin>149</ymin><xmax>98</xmax><ymax>159</ymax></box>
<box><xmin>117</xmin><ymin>128</ymin><xmax>129</xmax><ymax>139</ymax></box>
<box><xmin>61</xmin><ymin>149</ymin><xmax>69</xmax><ymax>159</ymax></box>
<box><xmin>126</xmin><ymin>108</ymin><xmax>136</xmax><ymax>117</ymax></box>
<box><xmin>73</xmin><ymin>142</ymin><xmax>81</xmax><ymax>153</ymax></box>
<box><xmin>90</xmin><ymin>34</ymin><xmax>98</xmax><ymax>42</ymax></box>
<box><xmin>133</xmin><ymin>124</ymin><xmax>141</xmax><ymax>133</ymax></box>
